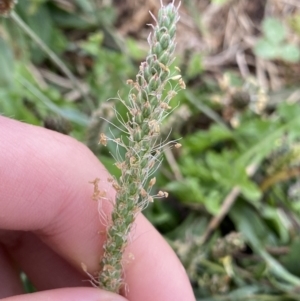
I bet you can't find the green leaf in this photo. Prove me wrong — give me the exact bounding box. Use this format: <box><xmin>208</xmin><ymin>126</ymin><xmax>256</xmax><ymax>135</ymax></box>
<box><xmin>261</xmin><ymin>206</ymin><xmax>290</xmax><ymax>244</ymax></box>
<box><xmin>16</xmin><ymin>74</ymin><xmax>89</xmax><ymax>126</ymax></box>
<box><xmin>184</xmin><ymin>90</ymin><xmax>229</xmax><ymax>130</ymax></box>
<box><xmin>211</xmin><ymin>0</ymin><xmax>230</xmax><ymax>5</ymax></box>
<box><xmin>277</xmin><ymin>101</ymin><xmax>300</xmax><ymax>120</ymax></box>
<box><xmin>186</xmin><ymin>53</ymin><xmax>203</xmax><ymax>79</ymax></box>
<box><xmin>75</xmin><ymin>0</ymin><xmax>94</xmax><ymax>13</ymax></box>
<box><xmin>231</xmin><ymin>203</ymin><xmax>300</xmax><ymax>286</ymax></box>
<box><xmin>231</xmin><ymin>203</ymin><xmax>277</xmax><ymax>247</ymax></box>
<box><xmin>51</xmin><ymin>9</ymin><xmax>93</xmax><ymax>29</ymax></box>
<box><xmin>205</xmin><ymin>151</ymin><xmax>236</xmax><ymax>186</ymax></box>
<box><xmin>254</xmin><ymin>39</ymin><xmax>279</xmax><ymax>59</ymax></box>
<box><xmin>280</xmin><ymin>44</ymin><xmax>300</xmax><ymax>62</ymax></box>
<box><xmin>239</xmin><ymin>180</ymin><xmax>261</xmax><ymax>202</ymax></box>
<box><xmin>263</xmin><ymin>18</ymin><xmax>286</xmax><ymax>44</ymax></box>
<box><xmin>224</xmin><ymin>71</ymin><xmax>244</xmax><ymax>87</ymax></box>
<box><xmin>80</xmin><ymin>32</ymin><xmax>104</xmax><ymax>56</ymax></box>
<box><xmin>0</xmin><ymin>37</ymin><xmax>14</xmax><ymax>87</ymax></box>
<box><xmin>205</xmin><ymin>190</ymin><xmax>223</xmax><ymax>215</ymax></box>
<box><xmin>126</xmin><ymin>37</ymin><xmax>147</xmax><ymax>60</ymax></box>
<box><xmin>281</xmin><ymin>237</ymin><xmax>300</xmax><ymax>277</ymax></box>
<box><xmin>165</xmin><ymin>178</ymin><xmax>205</xmax><ymax>204</ymax></box>
<box><xmin>18</xmin><ymin>1</ymin><xmax>53</xmax><ymax>63</ymax></box>
<box><xmin>226</xmin><ymin>286</ymin><xmax>260</xmax><ymax>298</ymax></box>
<box><xmin>236</xmin><ymin>113</ymin><xmax>298</xmax><ymax>166</ymax></box>
<box><xmin>184</xmin><ymin>125</ymin><xmax>233</xmax><ymax>153</ymax></box>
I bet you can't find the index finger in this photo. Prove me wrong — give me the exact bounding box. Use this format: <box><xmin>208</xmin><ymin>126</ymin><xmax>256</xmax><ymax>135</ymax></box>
<box><xmin>0</xmin><ymin>116</ymin><xmax>195</xmax><ymax>301</ymax></box>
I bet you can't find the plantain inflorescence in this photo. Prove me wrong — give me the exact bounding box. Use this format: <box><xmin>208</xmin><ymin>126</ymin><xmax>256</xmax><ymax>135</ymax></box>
<box><xmin>95</xmin><ymin>0</ymin><xmax>184</xmax><ymax>293</ymax></box>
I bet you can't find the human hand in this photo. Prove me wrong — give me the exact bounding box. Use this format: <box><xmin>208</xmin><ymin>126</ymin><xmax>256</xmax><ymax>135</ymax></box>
<box><xmin>0</xmin><ymin>116</ymin><xmax>195</xmax><ymax>301</ymax></box>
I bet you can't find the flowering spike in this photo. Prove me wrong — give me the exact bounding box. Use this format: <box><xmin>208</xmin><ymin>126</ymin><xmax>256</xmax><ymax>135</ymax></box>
<box><xmin>98</xmin><ymin>1</ymin><xmax>182</xmax><ymax>293</ymax></box>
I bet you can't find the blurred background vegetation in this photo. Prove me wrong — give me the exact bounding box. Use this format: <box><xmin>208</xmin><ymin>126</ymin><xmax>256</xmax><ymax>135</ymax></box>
<box><xmin>1</xmin><ymin>0</ymin><xmax>300</xmax><ymax>300</ymax></box>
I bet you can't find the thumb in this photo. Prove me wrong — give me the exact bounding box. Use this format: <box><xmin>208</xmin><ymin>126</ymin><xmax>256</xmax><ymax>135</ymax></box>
<box><xmin>2</xmin><ymin>287</ymin><xmax>128</xmax><ymax>301</ymax></box>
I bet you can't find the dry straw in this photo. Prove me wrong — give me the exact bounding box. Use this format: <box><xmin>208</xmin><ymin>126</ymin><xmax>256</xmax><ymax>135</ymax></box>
<box><xmin>92</xmin><ymin>0</ymin><xmax>185</xmax><ymax>293</ymax></box>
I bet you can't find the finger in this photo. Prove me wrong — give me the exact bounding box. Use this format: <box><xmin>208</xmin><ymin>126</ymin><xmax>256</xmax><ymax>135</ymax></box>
<box><xmin>2</xmin><ymin>287</ymin><xmax>128</xmax><ymax>301</ymax></box>
<box><xmin>2</xmin><ymin>231</ymin><xmax>90</xmax><ymax>290</ymax></box>
<box><xmin>0</xmin><ymin>115</ymin><xmax>113</xmax><ymax>270</ymax></box>
<box><xmin>122</xmin><ymin>215</ymin><xmax>195</xmax><ymax>301</ymax></box>
<box><xmin>0</xmin><ymin>116</ymin><xmax>195</xmax><ymax>301</ymax></box>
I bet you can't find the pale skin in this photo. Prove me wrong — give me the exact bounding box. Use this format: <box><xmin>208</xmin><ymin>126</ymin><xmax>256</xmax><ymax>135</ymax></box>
<box><xmin>0</xmin><ymin>116</ymin><xmax>196</xmax><ymax>301</ymax></box>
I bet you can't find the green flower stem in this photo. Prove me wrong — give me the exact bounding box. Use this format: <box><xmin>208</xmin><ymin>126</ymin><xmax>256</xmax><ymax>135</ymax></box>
<box><xmin>98</xmin><ymin>1</ymin><xmax>183</xmax><ymax>293</ymax></box>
